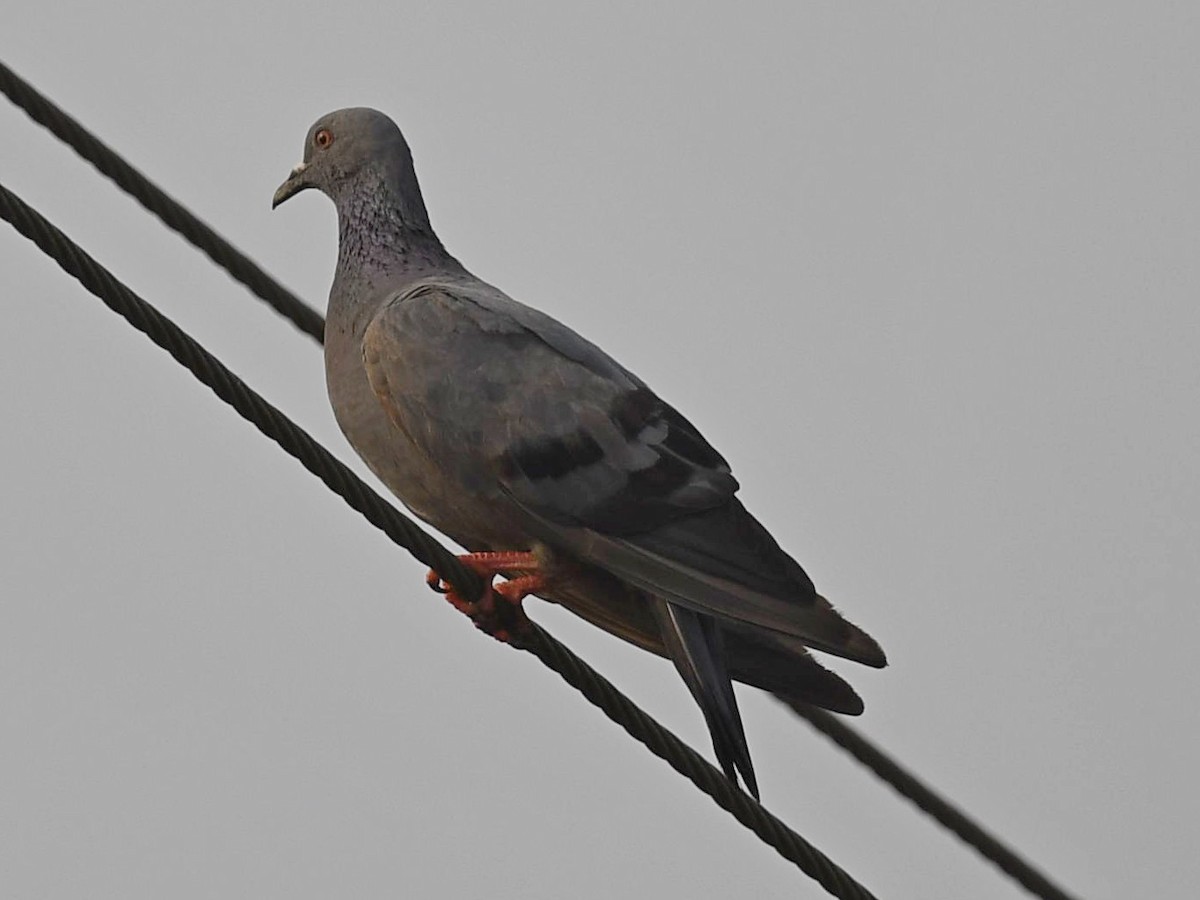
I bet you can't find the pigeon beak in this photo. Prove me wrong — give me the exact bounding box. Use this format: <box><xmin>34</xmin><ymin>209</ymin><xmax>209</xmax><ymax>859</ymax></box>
<box><xmin>272</xmin><ymin>162</ymin><xmax>312</xmax><ymax>209</ymax></box>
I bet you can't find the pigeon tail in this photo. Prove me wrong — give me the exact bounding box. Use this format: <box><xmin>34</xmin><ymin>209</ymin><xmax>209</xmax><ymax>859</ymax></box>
<box><xmin>653</xmin><ymin>599</ymin><xmax>759</xmax><ymax>799</ymax></box>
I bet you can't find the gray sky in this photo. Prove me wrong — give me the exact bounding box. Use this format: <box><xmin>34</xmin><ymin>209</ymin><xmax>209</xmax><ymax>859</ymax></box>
<box><xmin>2</xmin><ymin>4</ymin><xmax>1197</xmax><ymax>897</ymax></box>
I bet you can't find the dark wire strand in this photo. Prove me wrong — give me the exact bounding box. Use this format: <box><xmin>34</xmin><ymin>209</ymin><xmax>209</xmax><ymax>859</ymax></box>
<box><xmin>0</xmin><ymin>59</ymin><xmax>325</xmax><ymax>344</ymax></box>
<box><xmin>783</xmin><ymin>703</ymin><xmax>1078</xmax><ymax>900</ymax></box>
<box><xmin>0</xmin><ymin>60</ymin><xmax>1080</xmax><ymax>900</ymax></box>
<box><xmin>0</xmin><ymin>181</ymin><xmax>480</xmax><ymax>602</ymax></box>
<box><xmin>1</xmin><ymin>181</ymin><xmax>881</xmax><ymax>900</ymax></box>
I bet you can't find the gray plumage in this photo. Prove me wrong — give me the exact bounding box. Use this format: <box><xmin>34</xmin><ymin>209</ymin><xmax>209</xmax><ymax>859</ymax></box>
<box><xmin>272</xmin><ymin>108</ymin><xmax>885</xmax><ymax>799</ymax></box>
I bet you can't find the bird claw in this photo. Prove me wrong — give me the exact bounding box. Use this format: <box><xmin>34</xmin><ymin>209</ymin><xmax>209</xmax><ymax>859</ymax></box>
<box><xmin>450</xmin><ymin>581</ymin><xmax>533</xmax><ymax>645</ymax></box>
<box><xmin>426</xmin><ymin>552</ymin><xmax>544</xmax><ymax>645</ymax></box>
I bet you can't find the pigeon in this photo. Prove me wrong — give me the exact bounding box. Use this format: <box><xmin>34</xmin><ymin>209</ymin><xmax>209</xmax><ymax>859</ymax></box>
<box><xmin>272</xmin><ymin>108</ymin><xmax>885</xmax><ymax>799</ymax></box>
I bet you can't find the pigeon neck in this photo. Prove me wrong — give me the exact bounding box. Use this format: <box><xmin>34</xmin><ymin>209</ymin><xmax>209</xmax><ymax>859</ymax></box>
<box><xmin>333</xmin><ymin>172</ymin><xmax>462</xmax><ymax>285</ymax></box>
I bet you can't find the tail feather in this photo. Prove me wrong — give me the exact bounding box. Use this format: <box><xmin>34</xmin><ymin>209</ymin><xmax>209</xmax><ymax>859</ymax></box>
<box><xmin>652</xmin><ymin>598</ymin><xmax>758</xmax><ymax>798</ymax></box>
<box><xmin>723</xmin><ymin>625</ymin><xmax>865</xmax><ymax>714</ymax></box>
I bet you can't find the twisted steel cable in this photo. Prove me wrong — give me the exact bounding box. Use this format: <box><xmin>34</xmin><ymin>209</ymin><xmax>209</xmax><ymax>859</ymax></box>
<box><xmin>0</xmin><ymin>59</ymin><xmax>325</xmax><ymax>344</ymax></box>
<box><xmin>785</xmin><ymin>704</ymin><xmax>1077</xmax><ymax>900</ymax></box>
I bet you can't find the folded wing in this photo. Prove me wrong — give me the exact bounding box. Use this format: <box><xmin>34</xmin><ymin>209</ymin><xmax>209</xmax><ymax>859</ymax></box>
<box><xmin>362</xmin><ymin>280</ymin><xmax>884</xmax><ymax>668</ymax></box>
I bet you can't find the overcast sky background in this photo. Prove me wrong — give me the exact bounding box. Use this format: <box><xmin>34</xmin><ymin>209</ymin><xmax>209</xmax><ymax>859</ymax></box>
<box><xmin>2</xmin><ymin>4</ymin><xmax>1197</xmax><ymax>898</ymax></box>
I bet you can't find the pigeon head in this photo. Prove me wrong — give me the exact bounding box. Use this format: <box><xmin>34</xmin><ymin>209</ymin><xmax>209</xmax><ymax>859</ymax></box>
<box><xmin>272</xmin><ymin>107</ymin><xmax>431</xmax><ymax>232</ymax></box>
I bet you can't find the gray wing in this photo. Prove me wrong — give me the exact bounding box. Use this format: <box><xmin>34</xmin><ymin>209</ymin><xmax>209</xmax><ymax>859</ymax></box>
<box><xmin>362</xmin><ymin>280</ymin><xmax>883</xmax><ymax>667</ymax></box>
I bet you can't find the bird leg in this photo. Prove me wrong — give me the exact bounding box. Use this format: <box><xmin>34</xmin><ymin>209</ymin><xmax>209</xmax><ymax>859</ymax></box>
<box><xmin>426</xmin><ymin>551</ymin><xmax>545</xmax><ymax>644</ymax></box>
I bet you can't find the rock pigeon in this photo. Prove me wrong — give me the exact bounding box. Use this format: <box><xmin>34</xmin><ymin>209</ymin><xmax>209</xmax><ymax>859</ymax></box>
<box><xmin>272</xmin><ymin>108</ymin><xmax>885</xmax><ymax>799</ymax></box>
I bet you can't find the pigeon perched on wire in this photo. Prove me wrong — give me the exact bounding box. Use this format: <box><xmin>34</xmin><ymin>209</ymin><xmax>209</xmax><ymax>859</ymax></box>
<box><xmin>272</xmin><ymin>108</ymin><xmax>885</xmax><ymax>799</ymax></box>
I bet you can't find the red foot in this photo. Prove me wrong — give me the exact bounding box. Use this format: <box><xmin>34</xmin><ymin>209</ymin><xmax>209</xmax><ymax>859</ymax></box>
<box><xmin>426</xmin><ymin>552</ymin><xmax>546</xmax><ymax>645</ymax></box>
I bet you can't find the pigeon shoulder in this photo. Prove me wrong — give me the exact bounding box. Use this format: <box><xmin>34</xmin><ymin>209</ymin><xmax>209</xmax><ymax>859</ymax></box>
<box><xmin>369</xmin><ymin>277</ymin><xmax>643</xmax><ymax>389</ymax></box>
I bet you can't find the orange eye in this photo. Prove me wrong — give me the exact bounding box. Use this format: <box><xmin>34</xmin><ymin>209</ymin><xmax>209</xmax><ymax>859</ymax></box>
<box><xmin>313</xmin><ymin>128</ymin><xmax>334</xmax><ymax>149</ymax></box>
